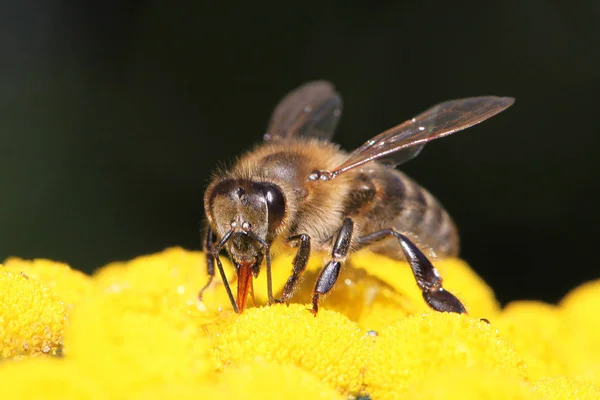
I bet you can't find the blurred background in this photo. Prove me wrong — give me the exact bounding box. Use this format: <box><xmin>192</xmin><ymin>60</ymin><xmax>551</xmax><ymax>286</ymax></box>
<box><xmin>1</xmin><ymin>1</ymin><xmax>598</xmax><ymax>305</ymax></box>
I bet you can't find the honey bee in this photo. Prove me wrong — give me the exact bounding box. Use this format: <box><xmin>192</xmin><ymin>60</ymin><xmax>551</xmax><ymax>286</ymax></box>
<box><xmin>202</xmin><ymin>81</ymin><xmax>514</xmax><ymax>314</ymax></box>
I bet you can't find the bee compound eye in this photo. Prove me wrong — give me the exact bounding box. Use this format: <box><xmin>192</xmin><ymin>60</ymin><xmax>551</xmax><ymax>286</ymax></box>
<box><xmin>262</xmin><ymin>183</ymin><xmax>285</xmax><ymax>232</ymax></box>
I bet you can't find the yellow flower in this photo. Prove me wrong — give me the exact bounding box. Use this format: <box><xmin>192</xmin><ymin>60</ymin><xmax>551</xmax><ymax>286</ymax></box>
<box><xmin>560</xmin><ymin>279</ymin><xmax>600</xmax><ymax>327</ymax></box>
<box><xmin>491</xmin><ymin>290</ymin><xmax>600</xmax><ymax>387</ymax></box>
<box><xmin>220</xmin><ymin>360</ymin><xmax>345</xmax><ymax>400</ymax></box>
<box><xmin>0</xmin><ymin>269</ymin><xmax>66</xmax><ymax>359</ymax></box>
<box><xmin>128</xmin><ymin>360</ymin><xmax>344</xmax><ymax>400</ymax></box>
<box><xmin>364</xmin><ymin>312</ymin><xmax>528</xmax><ymax>399</ymax></box>
<box><xmin>403</xmin><ymin>367</ymin><xmax>541</xmax><ymax>400</ymax></box>
<box><xmin>558</xmin><ymin>279</ymin><xmax>600</xmax><ymax>386</ymax></box>
<box><xmin>93</xmin><ymin>247</ymin><xmax>234</xmax><ymax>323</ymax></box>
<box><xmin>493</xmin><ymin>301</ymin><xmax>568</xmax><ymax>379</ymax></box>
<box><xmin>3</xmin><ymin>257</ymin><xmax>94</xmax><ymax>307</ymax></box>
<box><xmin>0</xmin><ymin>357</ymin><xmax>104</xmax><ymax>399</ymax></box>
<box><xmin>213</xmin><ymin>303</ymin><xmax>370</xmax><ymax>395</ymax></box>
<box><xmin>532</xmin><ymin>376</ymin><xmax>600</xmax><ymax>400</ymax></box>
<box><xmin>213</xmin><ymin>360</ymin><xmax>344</xmax><ymax>399</ymax></box>
<box><xmin>64</xmin><ymin>291</ymin><xmax>214</xmax><ymax>396</ymax></box>
<box><xmin>2</xmin><ymin>247</ymin><xmax>600</xmax><ymax>399</ymax></box>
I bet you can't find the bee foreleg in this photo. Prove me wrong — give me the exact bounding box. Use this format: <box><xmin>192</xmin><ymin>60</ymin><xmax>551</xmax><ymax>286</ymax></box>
<box><xmin>199</xmin><ymin>226</ymin><xmax>216</xmax><ymax>301</ymax></box>
<box><xmin>278</xmin><ymin>234</ymin><xmax>312</xmax><ymax>303</ymax></box>
<box><xmin>357</xmin><ymin>229</ymin><xmax>466</xmax><ymax>314</ymax></box>
<box><xmin>311</xmin><ymin>217</ymin><xmax>354</xmax><ymax>315</ymax></box>
<box><xmin>209</xmin><ymin>229</ymin><xmax>239</xmax><ymax>313</ymax></box>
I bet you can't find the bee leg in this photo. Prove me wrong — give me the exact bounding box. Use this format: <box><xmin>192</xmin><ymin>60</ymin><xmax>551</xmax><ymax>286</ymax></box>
<box><xmin>311</xmin><ymin>218</ymin><xmax>354</xmax><ymax>315</ymax></box>
<box><xmin>207</xmin><ymin>229</ymin><xmax>238</xmax><ymax>313</ymax></box>
<box><xmin>278</xmin><ymin>234</ymin><xmax>312</xmax><ymax>303</ymax></box>
<box><xmin>199</xmin><ymin>226</ymin><xmax>216</xmax><ymax>301</ymax></box>
<box><xmin>214</xmin><ymin>251</ymin><xmax>238</xmax><ymax>313</ymax></box>
<box><xmin>246</xmin><ymin>231</ymin><xmax>275</xmax><ymax>305</ymax></box>
<box><xmin>357</xmin><ymin>229</ymin><xmax>466</xmax><ymax>314</ymax></box>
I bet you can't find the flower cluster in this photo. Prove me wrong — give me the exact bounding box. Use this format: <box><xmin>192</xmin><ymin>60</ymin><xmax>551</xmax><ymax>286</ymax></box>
<box><xmin>1</xmin><ymin>247</ymin><xmax>599</xmax><ymax>399</ymax></box>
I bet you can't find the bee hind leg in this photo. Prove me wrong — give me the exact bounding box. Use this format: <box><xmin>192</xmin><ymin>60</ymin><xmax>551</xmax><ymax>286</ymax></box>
<box><xmin>311</xmin><ymin>218</ymin><xmax>354</xmax><ymax>315</ymax></box>
<box><xmin>357</xmin><ymin>229</ymin><xmax>466</xmax><ymax>314</ymax></box>
<box><xmin>278</xmin><ymin>234</ymin><xmax>312</xmax><ymax>304</ymax></box>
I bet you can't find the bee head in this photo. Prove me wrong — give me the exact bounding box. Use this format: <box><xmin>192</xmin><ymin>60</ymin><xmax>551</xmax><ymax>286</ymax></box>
<box><xmin>205</xmin><ymin>178</ymin><xmax>286</xmax><ymax>262</ymax></box>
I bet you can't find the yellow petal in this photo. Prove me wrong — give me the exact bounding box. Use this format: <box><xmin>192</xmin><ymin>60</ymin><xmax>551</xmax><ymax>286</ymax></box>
<box><xmin>213</xmin><ymin>303</ymin><xmax>370</xmax><ymax>395</ymax></box>
<box><xmin>364</xmin><ymin>312</ymin><xmax>527</xmax><ymax>399</ymax></box>
<box><xmin>0</xmin><ymin>269</ymin><xmax>66</xmax><ymax>359</ymax></box>
<box><xmin>0</xmin><ymin>357</ymin><xmax>104</xmax><ymax>399</ymax></box>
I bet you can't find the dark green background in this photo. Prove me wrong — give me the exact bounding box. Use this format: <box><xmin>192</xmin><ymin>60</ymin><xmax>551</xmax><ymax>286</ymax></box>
<box><xmin>1</xmin><ymin>1</ymin><xmax>598</xmax><ymax>304</ymax></box>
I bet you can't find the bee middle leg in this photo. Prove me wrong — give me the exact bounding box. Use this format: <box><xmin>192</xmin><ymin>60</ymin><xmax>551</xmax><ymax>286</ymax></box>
<box><xmin>311</xmin><ymin>217</ymin><xmax>354</xmax><ymax>315</ymax></box>
<box><xmin>357</xmin><ymin>229</ymin><xmax>466</xmax><ymax>314</ymax></box>
<box><xmin>277</xmin><ymin>234</ymin><xmax>312</xmax><ymax>303</ymax></box>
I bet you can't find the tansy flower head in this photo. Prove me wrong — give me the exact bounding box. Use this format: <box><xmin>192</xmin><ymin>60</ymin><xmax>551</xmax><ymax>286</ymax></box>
<box><xmin>0</xmin><ymin>357</ymin><xmax>103</xmax><ymax>399</ymax></box>
<box><xmin>402</xmin><ymin>367</ymin><xmax>541</xmax><ymax>400</ymax></box>
<box><xmin>1</xmin><ymin>247</ymin><xmax>599</xmax><ymax>398</ymax></box>
<box><xmin>493</xmin><ymin>301</ymin><xmax>568</xmax><ymax>379</ymax></box>
<box><xmin>93</xmin><ymin>247</ymin><xmax>235</xmax><ymax>323</ymax></box>
<box><xmin>364</xmin><ymin>312</ymin><xmax>528</xmax><ymax>399</ymax></box>
<box><xmin>557</xmin><ymin>279</ymin><xmax>600</xmax><ymax>386</ymax></box>
<box><xmin>532</xmin><ymin>376</ymin><xmax>600</xmax><ymax>400</ymax></box>
<box><xmin>3</xmin><ymin>257</ymin><xmax>94</xmax><ymax>307</ymax></box>
<box><xmin>126</xmin><ymin>360</ymin><xmax>344</xmax><ymax>400</ymax></box>
<box><xmin>64</xmin><ymin>291</ymin><xmax>214</xmax><ymax>396</ymax></box>
<box><xmin>213</xmin><ymin>303</ymin><xmax>370</xmax><ymax>395</ymax></box>
<box><xmin>0</xmin><ymin>269</ymin><xmax>66</xmax><ymax>359</ymax></box>
<box><xmin>210</xmin><ymin>360</ymin><xmax>345</xmax><ymax>400</ymax></box>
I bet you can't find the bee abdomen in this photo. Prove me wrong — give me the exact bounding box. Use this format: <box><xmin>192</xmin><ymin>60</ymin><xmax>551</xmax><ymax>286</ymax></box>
<box><xmin>404</xmin><ymin>178</ymin><xmax>459</xmax><ymax>257</ymax></box>
<box><xmin>356</xmin><ymin>168</ymin><xmax>459</xmax><ymax>258</ymax></box>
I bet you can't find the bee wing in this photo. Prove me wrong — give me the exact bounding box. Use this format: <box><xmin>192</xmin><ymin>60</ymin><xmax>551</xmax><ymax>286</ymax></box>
<box><xmin>264</xmin><ymin>81</ymin><xmax>343</xmax><ymax>142</ymax></box>
<box><xmin>327</xmin><ymin>96</ymin><xmax>514</xmax><ymax>178</ymax></box>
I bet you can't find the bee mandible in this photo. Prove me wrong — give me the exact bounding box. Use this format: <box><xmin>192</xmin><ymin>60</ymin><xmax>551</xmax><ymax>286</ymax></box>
<box><xmin>202</xmin><ymin>81</ymin><xmax>514</xmax><ymax>314</ymax></box>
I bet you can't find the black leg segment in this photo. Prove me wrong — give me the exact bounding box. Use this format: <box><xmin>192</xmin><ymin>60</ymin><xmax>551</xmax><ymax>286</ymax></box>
<box><xmin>247</xmin><ymin>230</ymin><xmax>274</xmax><ymax>304</ymax></box>
<box><xmin>279</xmin><ymin>234</ymin><xmax>312</xmax><ymax>303</ymax></box>
<box><xmin>357</xmin><ymin>229</ymin><xmax>466</xmax><ymax>314</ymax></box>
<box><xmin>312</xmin><ymin>218</ymin><xmax>354</xmax><ymax>314</ymax></box>
<box><xmin>210</xmin><ymin>229</ymin><xmax>238</xmax><ymax>313</ymax></box>
<box><xmin>199</xmin><ymin>226</ymin><xmax>216</xmax><ymax>300</ymax></box>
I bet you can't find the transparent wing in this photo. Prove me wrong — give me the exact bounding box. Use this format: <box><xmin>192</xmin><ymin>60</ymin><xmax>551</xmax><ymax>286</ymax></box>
<box><xmin>263</xmin><ymin>81</ymin><xmax>343</xmax><ymax>142</ymax></box>
<box><xmin>328</xmin><ymin>96</ymin><xmax>514</xmax><ymax>177</ymax></box>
